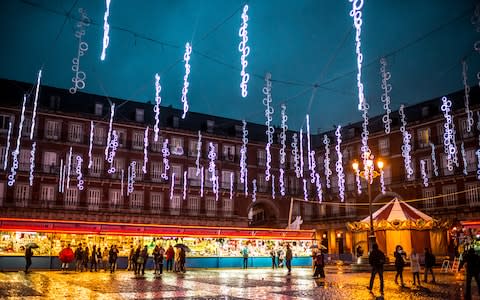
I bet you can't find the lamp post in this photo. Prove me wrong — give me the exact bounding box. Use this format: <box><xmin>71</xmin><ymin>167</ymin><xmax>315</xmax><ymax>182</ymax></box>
<box><xmin>352</xmin><ymin>151</ymin><xmax>384</xmax><ymax>252</ymax></box>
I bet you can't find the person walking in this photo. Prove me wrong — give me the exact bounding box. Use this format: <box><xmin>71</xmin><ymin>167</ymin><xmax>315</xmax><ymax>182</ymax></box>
<box><xmin>90</xmin><ymin>245</ymin><xmax>98</xmax><ymax>272</ymax></box>
<box><xmin>270</xmin><ymin>248</ymin><xmax>277</xmax><ymax>269</ymax></box>
<box><xmin>424</xmin><ymin>248</ymin><xmax>436</xmax><ymax>283</ymax></box>
<box><xmin>312</xmin><ymin>250</ymin><xmax>325</xmax><ymax>278</ymax></box>
<box><xmin>410</xmin><ymin>249</ymin><xmax>421</xmax><ymax>286</ymax></box>
<box><xmin>102</xmin><ymin>247</ymin><xmax>109</xmax><ymax>272</ymax></box>
<box><xmin>458</xmin><ymin>247</ymin><xmax>480</xmax><ymax>300</ymax></box>
<box><xmin>74</xmin><ymin>243</ymin><xmax>84</xmax><ymax>272</ymax></box>
<box><xmin>285</xmin><ymin>244</ymin><xmax>293</xmax><ymax>275</ymax></box>
<box><xmin>24</xmin><ymin>245</ymin><xmax>33</xmax><ymax>273</ymax></box>
<box><xmin>127</xmin><ymin>245</ymin><xmax>134</xmax><ymax>271</ymax></box>
<box><xmin>368</xmin><ymin>243</ymin><xmax>386</xmax><ymax>295</ymax></box>
<box><xmin>179</xmin><ymin>247</ymin><xmax>186</xmax><ymax>273</ymax></box>
<box><xmin>109</xmin><ymin>245</ymin><xmax>119</xmax><ymax>273</ymax></box>
<box><xmin>139</xmin><ymin>245</ymin><xmax>148</xmax><ymax>275</ymax></box>
<box><xmin>165</xmin><ymin>245</ymin><xmax>174</xmax><ymax>272</ymax></box>
<box><xmin>394</xmin><ymin>245</ymin><xmax>406</xmax><ymax>287</ymax></box>
<box><xmin>241</xmin><ymin>245</ymin><xmax>249</xmax><ymax>269</ymax></box>
<box><xmin>277</xmin><ymin>248</ymin><xmax>284</xmax><ymax>268</ymax></box>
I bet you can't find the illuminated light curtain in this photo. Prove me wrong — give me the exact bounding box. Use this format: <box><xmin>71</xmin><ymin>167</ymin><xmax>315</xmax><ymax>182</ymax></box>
<box><xmin>380</xmin><ymin>58</ymin><xmax>392</xmax><ymax>134</ymax></box>
<box><xmin>292</xmin><ymin>133</ymin><xmax>301</xmax><ymax>178</ymax></box>
<box><xmin>440</xmin><ymin>96</ymin><xmax>459</xmax><ymax>171</ymax></box>
<box><xmin>107</xmin><ymin>130</ymin><xmax>118</xmax><ymax>173</ymax></box>
<box><xmin>238</xmin><ymin>4</ymin><xmax>250</xmax><ymax>97</ymax></box>
<box><xmin>153</xmin><ymin>73</ymin><xmax>162</xmax><ymax>142</ymax></box>
<box><xmin>263</xmin><ymin>73</ymin><xmax>274</xmax><ymax>181</ymax></box>
<box><xmin>9</xmin><ymin>95</ymin><xmax>26</xmax><ymax>187</ymax></box>
<box><xmin>420</xmin><ymin>159</ymin><xmax>429</xmax><ymax>188</ymax></box>
<box><xmin>88</xmin><ymin>121</ymin><xmax>94</xmax><ymax>169</ymax></box>
<box><xmin>161</xmin><ymin>139</ymin><xmax>170</xmax><ymax>180</ymax></box>
<box><xmin>252</xmin><ymin>179</ymin><xmax>257</xmax><ymax>202</ymax></box>
<box><xmin>461</xmin><ymin>142</ymin><xmax>468</xmax><ymax>175</ymax></box>
<box><xmin>59</xmin><ymin>159</ymin><xmax>64</xmax><ymax>192</ymax></box>
<box><xmin>279</xmin><ymin>104</ymin><xmax>287</xmax><ymax>196</ymax></box>
<box><xmin>335</xmin><ymin>126</ymin><xmax>345</xmax><ymax>202</ymax></box>
<box><xmin>196</xmin><ymin>131</ymin><xmax>202</xmax><ymax>176</ymax></box>
<box><xmin>30</xmin><ymin>70</ymin><xmax>42</xmax><ymax>140</ymax></box>
<box><xmin>66</xmin><ymin>147</ymin><xmax>73</xmax><ymax>189</ymax></box>
<box><xmin>462</xmin><ymin>61</ymin><xmax>474</xmax><ymax>132</ymax></box>
<box><xmin>170</xmin><ymin>173</ymin><xmax>175</xmax><ymax>200</ymax></box>
<box><xmin>323</xmin><ymin>135</ymin><xmax>332</xmax><ymax>188</ymax></box>
<box><xmin>181</xmin><ymin>42</ymin><xmax>192</xmax><ymax>119</ymax></box>
<box><xmin>430</xmin><ymin>143</ymin><xmax>439</xmax><ymax>176</ymax></box>
<box><xmin>142</xmin><ymin>127</ymin><xmax>149</xmax><ymax>174</ymax></box>
<box><xmin>315</xmin><ymin>173</ymin><xmax>323</xmax><ymax>202</ymax></box>
<box><xmin>100</xmin><ymin>0</ymin><xmax>111</xmax><ymax>61</ymax></box>
<box><xmin>306</xmin><ymin>115</ymin><xmax>316</xmax><ymax>184</ymax></box>
<box><xmin>29</xmin><ymin>142</ymin><xmax>36</xmax><ymax>186</ymax></box>
<box><xmin>240</xmin><ymin>120</ymin><xmax>248</xmax><ymax>195</ymax></box>
<box><xmin>127</xmin><ymin>161</ymin><xmax>136</xmax><ymax>195</ymax></box>
<box><xmin>70</xmin><ymin>9</ymin><xmax>89</xmax><ymax>94</ymax></box>
<box><xmin>183</xmin><ymin>170</ymin><xmax>187</xmax><ymax>200</ymax></box>
<box><xmin>105</xmin><ymin>103</ymin><xmax>115</xmax><ymax>160</ymax></box>
<box><xmin>76</xmin><ymin>155</ymin><xmax>84</xmax><ymax>190</ymax></box>
<box><xmin>399</xmin><ymin>105</ymin><xmax>413</xmax><ymax>178</ymax></box>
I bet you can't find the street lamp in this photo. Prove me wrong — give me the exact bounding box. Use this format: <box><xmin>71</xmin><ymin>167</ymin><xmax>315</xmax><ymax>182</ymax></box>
<box><xmin>352</xmin><ymin>151</ymin><xmax>385</xmax><ymax>253</ymax></box>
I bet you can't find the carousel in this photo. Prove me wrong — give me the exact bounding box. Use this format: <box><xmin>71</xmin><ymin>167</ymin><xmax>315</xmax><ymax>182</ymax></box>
<box><xmin>347</xmin><ymin>198</ymin><xmax>451</xmax><ymax>260</ymax></box>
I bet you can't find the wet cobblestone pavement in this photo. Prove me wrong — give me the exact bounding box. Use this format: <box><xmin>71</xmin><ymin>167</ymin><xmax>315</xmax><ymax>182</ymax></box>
<box><xmin>0</xmin><ymin>267</ymin><xmax>478</xmax><ymax>299</ymax></box>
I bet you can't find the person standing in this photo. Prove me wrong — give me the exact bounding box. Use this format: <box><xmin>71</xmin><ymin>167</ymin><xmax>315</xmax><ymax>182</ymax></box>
<box><xmin>424</xmin><ymin>248</ymin><xmax>436</xmax><ymax>283</ymax></box>
<box><xmin>133</xmin><ymin>245</ymin><xmax>141</xmax><ymax>275</ymax></box>
<box><xmin>285</xmin><ymin>244</ymin><xmax>293</xmax><ymax>274</ymax></box>
<box><xmin>90</xmin><ymin>245</ymin><xmax>98</xmax><ymax>272</ymax></box>
<box><xmin>139</xmin><ymin>245</ymin><xmax>149</xmax><ymax>275</ymax></box>
<box><xmin>394</xmin><ymin>245</ymin><xmax>406</xmax><ymax>287</ymax></box>
<box><xmin>270</xmin><ymin>248</ymin><xmax>277</xmax><ymax>269</ymax></box>
<box><xmin>127</xmin><ymin>245</ymin><xmax>134</xmax><ymax>271</ymax></box>
<box><xmin>102</xmin><ymin>247</ymin><xmax>109</xmax><ymax>272</ymax></box>
<box><xmin>277</xmin><ymin>248</ymin><xmax>284</xmax><ymax>268</ymax></box>
<box><xmin>153</xmin><ymin>245</ymin><xmax>160</xmax><ymax>274</ymax></box>
<box><xmin>24</xmin><ymin>245</ymin><xmax>33</xmax><ymax>273</ymax></box>
<box><xmin>368</xmin><ymin>243</ymin><xmax>385</xmax><ymax>295</ymax></box>
<box><xmin>96</xmin><ymin>247</ymin><xmax>102</xmax><ymax>269</ymax></box>
<box><xmin>74</xmin><ymin>243</ymin><xmax>84</xmax><ymax>272</ymax></box>
<box><xmin>458</xmin><ymin>247</ymin><xmax>480</xmax><ymax>300</ymax></box>
<box><xmin>59</xmin><ymin>244</ymin><xmax>73</xmax><ymax>271</ymax></box>
<box><xmin>165</xmin><ymin>245</ymin><xmax>174</xmax><ymax>272</ymax></box>
<box><xmin>410</xmin><ymin>249</ymin><xmax>421</xmax><ymax>286</ymax></box>
<box><xmin>157</xmin><ymin>246</ymin><xmax>165</xmax><ymax>275</ymax></box>
<box><xmin>109</xmin><ymin>245</ymin><xmax>119</xmax><ymax>273</ymax></box>
<box><xmin>356</xmin><ymin>245</ymin><xmax>364</xmax><ymax>258</ymax></box>
<box><xmin>83</xmin><ymin>246</ymin><xmax>90</xmax><ymax>272</ymax></box>
<box><xmin>179</xmin><ymin>247</ymin><xmax>186</xmax><ymax>273</ymax></box>
<box><xmin>312</xmin><ymin>250</ymin><xmax>325</xmax><ymax>278</ymax></box>
<box><xmin>241</xmin><ymin>245</ymin><xmax>249</xmax><ymax>269</ymax></box>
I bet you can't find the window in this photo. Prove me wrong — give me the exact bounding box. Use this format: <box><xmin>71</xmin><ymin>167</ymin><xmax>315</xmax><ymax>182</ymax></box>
<box><xmin>22</xmin><ymin>118</ymin><xmax>32</xmax><ymax>137</ymax></box>
<box><xmin>466</xmin><ymin>183</ymin><xmax>480</xmax><ymax>207</ymax></box>
<box><xmin>151</xmin><ymin>192</ymin><xmax>164</xmax><ymax>212</ymax></box>
<box><xmin>170</xmin><ymin>195</ymin><xmax>181</xmax><ymax>215</ymax></box>
<box><xmin>207</xmin><ymin>120</ymin><xmax>215</xmax><ymax>133</ymax></box>
<box><xmin>304</xmin><ymin>202</ymin><xmax>313</xmax><ymax>220</ymax></box>
<box><xmin>45</xmin><ymin>120</ymin><xmax>61</xmax><ymax>140</ymax></box>
<box><xmin>205</xmin><ymin>196</ymin><xmax>216</xmax><ymax>216</ymax></box>
<box><xmin>465</xmin><ymin>148</ymin><xmax>476</xmax><ymax>173</ymax></box>
<box><xmin>109</xmin><ymin>189</ymin><xmax>122</xmax><ymax>209</ymax></box>
<box><xmin>135</xmin><ymin>108</ymin><xmax>144</xmax><ymax>123</ymax></box>
<box><xmin>40</xmin><ymin>185</ymin><xmax>56</xmax><ymax>207</ymax></box>
<box><xmin>110</xmin><ymin>158</ymin><xmax>125</xmax><ymax>179</ymax></box>
<box><xmin>151</xmin><ymin>161</ymin><xmax>164</xmax><ymax>182</ymax></box>
<box><xmin>258</xmin><ymin>174</ymin><xmax>267</xmax><ymax>192</ymax></box>
<box><xmin>0</xmin><ymin>114</ymin><xmax>12</xmax><ymax>131</ymax></box>
<box><xmin>383</xmin><ymin>165</ymin><xmax>392</xmax><ymax>184</ymax></box>
<box><xmin>459</xmin><ymin>118</ymin><xmax>474</xmax><ymax>138</ymax></box>
<box><xmin>419</xmin><ymin>158</ymin><xmax>432</xmax><ymax>178</ymax></box>
<box><xmin>88</xmin><ymin>189</ymin><xmax>102</xmax><ymax>210</ymax></box>
<box><xmin>64</xmin><ymin>187</ymin><xmax>79</xmax><ymax>208</ymax></box>
<box><xmin>257</xmin><ymin>149</ymin><xmax>266</xmax><ymax>166</ymax></box>
<box><xmin>151</xmin><ymin>137</ymin><xmax>164</xmax><ymax>153</ymax></box>
<box><xmin>223</xmin><ymin>198</ymin><xmax>233</xmax><ymax>216</ymax></box>
<box><xmin>188</xmin><ymin>167</ymin><xmax>201</xmax><ymax>186</ymax></box>
<box><xmin>236</xmin><ymin>171</ymin><xmax>244</xmax><ymax>191</ymax></box>
<box><xmin>130</xmin><ymin>191</ymin><xmax>144</xmax><ymax>209</ymax></box>
<box><xmin>222</xmin><ymin>144</ymin><xmax>235</xmax><ymax>161</ymax></box>
<box><xmin>90</xmin><ymin>156</ymin><xmax>103</xmax><ymax>177</ymax></box>
<box><xmin>436</xmin><ymin>123</ymin><xmax>445</xmax><ymax>145</ymax></box>
<box><xmin>132</xmin><ymin>160</ymin><xmax>143</xmax><ymax>180</ymax></box>
<box><xmin>93</xmin><ymin>126</ymin><xmax>106</xmax><ymax>145</ymax></box>
<box><xmin>116</xmin><ymin>129</ymin><xmax>127</xmax><ymax>147</ymax></box>
<box><xmin>0</xmin><ymin>146</ymin><xmax>5</xmax><ymax>168</ymax></box>
<box><xmin>171</xmin><ymin>164</ymin><xmax>182</xmax><ymax>184</ymax></box>
<box><xmin>170</xmin><ymin>137</ymin><xmax>184</xmax><ymax>155</ymax></box>
<box><xmin>42</xmin><ymin>151</ymin><xmax>57</xmax><ymax>173</ymax></box>
<box><xmin>417</xmin><ymin>128</ymin><xmax>430</xmax><ymax>148</ymax></box>
<box><xmin>189</xmin><ymin>139</ymin><xmax>200</xmax><ymax>157</ymax></box>
<box><xmin>14</xmin><ymin>184</ymin><xmax>30</xmax><ymax>206</ymax></box>
<box><xmin>221</xmin><ymin>170</ymin><xmax>234</xmax><ymax>189</ymax></box>
<box><xmin>378</xmin><ymin>137</ymin><xmax>390</xmax><ymax>156</ymax></box>
<box><xmin>132</xmin><ymin>131</ymin><xmax>144</xmax><ymax>150</ymax></box>
<box><xmin>94</xmin><ymin>103</ymin><xmax>103</xmax><ymax>116</ymax></box>
<box><xmin>19</xmin><ymin>149</ymin><xmax>30</xmax><ymax>171</ymax></box>
<box><xmin>423</xmin><ymin>188</ymin><xmax>435</xmax><ymax>210</ymax></box>
<box><xmin>442</xmin><ymin>185</ymin><xmax>457</xmax><ymax>207</ymax></box>
<box><xmin>187</xmin><ymin>196</ymin><xmax>200</xmax><ymax>215</ymax></box>
<box><xmin>68</xmin><ymin>123</ymin><xmax>83</xmax><ymax>143</ymax></box>
<box><xmin>204</xmin><ymin>142</ymin><xmax>218</xmax><ymax>157</ymax></box>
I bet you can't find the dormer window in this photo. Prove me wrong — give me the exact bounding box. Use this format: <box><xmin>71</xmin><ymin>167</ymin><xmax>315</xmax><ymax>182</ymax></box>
<box><xmin>135</xmin><ymin>108</ymin><xmax>144</xmax><ymax>123</ymax></box>
<box><xmin>94</xmin><ymin>103</ymin><xmax>103</xmax><ymax>116</ymax></box>
<box><xmin>207</xmin><ymin>120</ymin><xmax>215</xmax><ymax>133</ymax></box>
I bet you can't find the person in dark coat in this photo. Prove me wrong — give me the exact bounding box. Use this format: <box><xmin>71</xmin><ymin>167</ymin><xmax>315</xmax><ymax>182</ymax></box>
<box><xmin>139</xmin><ymin>246</ymin><xmax>149</xmax><ymax>275</ymax></box>
<box><xmin>270</xmin><ymin>248</ymin><xmax>277</xmax><ymax>269</ymax></box>
<box><xmin>179</xmin><ymin>247</ymin><xmax>186</xmax><ymax>273</ymax></box>
<box><xmin>133</xmin><ymin>245</ymin><xmax>141</xmax><ymax>275</ymax></box>
<box><xmin>25</xmin><ymin>246</ymin><xmax>33</xmax><ymax>273</ymax></box>
<box><xmin>90</xmin><ymin>245</ymin><xmax>98</xmax><ymax>272</ymax></box>
<box><xmin>83</xmin><ymin>246</ymin><xmax>90</xmax><ymax>272</ymax></box>
<box><xmin>424</xmin><ymin>248</ymin><xmax>436</xmax><ymax>283</ymax></box>
<box><xmin>285</xmin><ymin>244</ymin><xmax>293</xmax><ymax>274</ymax></box>
<box><xmin>109</xmin><ymin>245</ymin><xmax>119</xmax><ymax>273</ymax></box>
<box><xmin>368</xmin><ymin>243</ymin><xmax>385</xmax><ymax>294</ymax></box>
<box><xmin>459</xmin><ymin>247</ymin><xmax>480</xmax><ymax>300</ymax></box>
<box><xmin>74</xmin><ymin>243</ymin><xmax>84</xmax><ymax>272</ymax></box>
<box><xmin>165</xmin><ymin>245</ymin><xmax>175</xmax><ymax>272</ymax></box>
<box><xmin>394</xmin><ymin>245</ymin><xmax>406</xmax><ymax>287</ymax></box>
<box><xmin>312</xmin><ymin>251</ymin><xmax>325</xmax><ymax>278</ymax></box>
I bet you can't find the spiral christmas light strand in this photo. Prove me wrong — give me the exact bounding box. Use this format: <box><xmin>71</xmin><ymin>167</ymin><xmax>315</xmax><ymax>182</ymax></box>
<box><xmin>181</xmin><ymin>42</ymin><xmax>192</xmax><ymax>119</ymax></box>
<box><xmin>323</xmin><ymin>135</ymin><xmax>332</xmax><ymax>188</ymax></box>
<box><xmin>355</xmin><ymin>168</ymin><xmax>362</xmax><ymax>195</ymax></box>
<box><xmin>380</xmin><ymin>169</ymin><xmax>386</xmax><ymax>194</ymax></box>
<box><xmin>66</xmin><ymin>147</ymin><xmax>73</xmax><ymax>189</ymax></box>
<box><xmin>306</xmin><ymin>115</ymin><xmax>317</xmax><ymax>184</ymax></box>
<box><xmin>107</xmin><ymin>130</ymin><xmax>118</xmax><ymax>174</ymax></box>
<box><xmin>461</xmin><ymin>142</ymin><xmax>468</xmax><ymax>175</ymax></box>
<box><xmin>29</xmin><ymin>142</ymin><xmax>36</xmax><ymax>186</ymax></box>
<box><xmin>476</xmin><ymin>149</ymin><xmax>480</xmax><ymax>180</ymax></box>
<box><xmin>252</xmin><ymin>179</ymin><xmax>257</xmax><ymax>202</ymax></box>
<box><xmin>399</xmin><ymin>105</ymin><xmax>414</xmax><ymax>178</ymax></box>
<box><xmin>3</xmin><ymin>121</ymin><xmax>12</xmax><ymax>170</ymax></box>
<box><xmin>380</xmin><ymin>58</ymin><xmax>392</xmax><ymax>134</ymax></box>
<box><xmin>263</xmin><ymin>73</ymin><xmax>274</xmax><ymax>181</ymax></box>
<box><xmin>30</xmin><ymin>70</ymin><xmax>42</xmax><ymax>140</ymax></box>
<box><xmin>299</xmin><ymin>128</ymin><xmax>304</xmax><ymax>176</ymax></box>
<box><xmin>142</xmin><ymin>127</ymin><xmax>149</xmax><ymax>174</ymax></box>
<box><xmin>279</xmin><ymin>168</ymin><xmax>285</xmax><ymax>196</ymax></box>
<box><xmin>88</xmin><ymin>121</ymin><xmax>94</xmax><ymax>169</ymax></box>
<box><xmin>230</xmin><ymin>172</ymin><xmax>234</xmax><ymax>200</ymax></box>
<box><xmin>462</xmin><ymin>61</ymin><xmax>474</xmax><ymax>133</ymax></box>
<box><xmin>127</xmin><ymin>161</ymin><xmax>136</xmax><ymax>195</ymax></box>
<box><xmin>292</xmin><ymin>133</ymin><xmax>301</xmax><ymax>178</ymax></box>
<box><xmin>8</xmin><ymin>96</ymin><xmax>27</xmax><ymax>187</ymax></box>
<box><xmin>170</xmin><ymin>172</ymin><xmax>175</xmax><ymax>200</ymax></box>
<box><xmin>349</xmin><ymin>0</ymin><xmax>365</xmax><ymax>110</ymax></box>
<box><xmin>70</xmin><ymin>9</ymin><xmax>89</xmax><ymax>94</ymax></box>
<box><xmin>240</xmin><ymin>120</ymin><xmax>248</xmax><ymax>185</ymax></box>
<box><xmin>76</xmin><ymin>155</ymin><xmax>84</xmax><ymax>190</ymax></box>
<box><xmin>183</xmin><ymin>170</ymin><xmax>187</xmax><ymax>200</ymax></box>
<box><xmin>153</xmin><ymin>73</ymin><xmax>162</xmax><ymax>142</ymax></box>
<box><xmin>208</xmin><ymin>142</ymin><xmax>218</xmax><ymax>198</ymax></box>
<box><xmin>440</xmin><ymin>97</ymin><xmax>458</xmax><ymax>171</ymax></box>
<box><xmin>59</xmin><ymin>159</ymin><xmax>64</xmax><ymax>193</ymax></box>
<box><xmin>335</xmin><ymin>126</ymin><xmax>345</xmax><ymax>202</ymax></box>
<box><xmin>238</xmin><ymin>4</ymin><xmax>250</xmax><ymax>98</ymax></box>
<box><xmin>430</xmin><ymin>143</ymin><xmax>439</xmax><ymax>176</ymax></box>
<box><xmin>420</xmin><ymin>160</ymin><xmax>429</xmax><ymax>187</ymax></box>
<box><xmin>303</xmin><ymin>179</ymin><xmax>308</xmax><ymax>201</ymax></box>
<box><xmin>200</xmin><ymin>166</ymin><xmax>205</xmax><ymax>197</ymax></box>
<box><xmin>196</xmin><ymin>130</ymin><xmax>202</xmax><ymax>176</ymax></box>
<box><xmin>161</xmin><ymin>139</ymin><xmax>170</xmax><ymax>180</ymax></box>
<box><xmin>105</xmin><ymin>103</ymin><xmax>115</xmax><ymax>160</ymax></box>
<box><xmin>272</xmin><ymin>174</ymin><xmax>276</xmax><ymax>200</ymax></box>
<box><xmin>315</xmin><ymin>173</ymin><xmax>323</xmax><ymax>202</ymax></box>
<box><xmin>100</xmin><ymin>0</ymin><xmax>111</xmax><ymax>61</ymax></box>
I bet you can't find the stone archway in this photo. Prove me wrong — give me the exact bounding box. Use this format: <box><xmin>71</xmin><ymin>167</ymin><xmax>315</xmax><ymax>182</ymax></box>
<box><xmin>247</xmin><ymin>198</ymin><xmax>280</xmax><ymax>226</ymax></box>
<box><xmin>373</xmin><ymin>191</ymin><xmax>403</xmax><ymax>203</ymax></box>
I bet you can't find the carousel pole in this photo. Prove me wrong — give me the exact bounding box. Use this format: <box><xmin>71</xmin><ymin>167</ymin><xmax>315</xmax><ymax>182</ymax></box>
<box><xmin>368</xmin><ymin>179</ymin><xmax>376</xmax><ymax>252</ymax></box>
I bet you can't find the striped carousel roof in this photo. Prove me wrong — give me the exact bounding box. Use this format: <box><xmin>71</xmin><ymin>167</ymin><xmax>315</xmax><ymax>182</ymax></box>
<box><xmin>361</xmin><ymin>198</ymin><xmax>433</xmax><ymax>223</ymax></box>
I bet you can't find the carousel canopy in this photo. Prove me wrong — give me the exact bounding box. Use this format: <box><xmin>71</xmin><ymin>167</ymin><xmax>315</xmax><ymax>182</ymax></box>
<box><xmin>361</xmin><ymin>198</ymin><xmax>432</xmax><ymax>223</ymax></box>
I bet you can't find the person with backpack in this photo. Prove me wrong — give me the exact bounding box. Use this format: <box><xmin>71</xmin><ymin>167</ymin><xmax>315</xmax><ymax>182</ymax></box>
<box><xmin>458</xmin><ymin>247</ymin><xmax>480</xmax><ymax>300</ymax></box>
<box><xmin>312</xmin><ymin>250</ymin><xmax>325</xmax><ymax>278</ymax></box>
<box><xmin>368</xmin><ymin>243</ymin><xmax>385</xmax><ymax>295</ymax></box>
<box><xmin>424</xmin><ymin>248</ymin><xmax>436</xmax><ymax>283</ymax></box>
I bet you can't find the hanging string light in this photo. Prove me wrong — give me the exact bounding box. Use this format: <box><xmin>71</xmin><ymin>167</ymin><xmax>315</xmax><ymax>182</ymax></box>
<box><xmin>208</xmin><ymin>142</ymin><xmax>218</xmax><ymax>198</ymax></box>
<box><xmin>335</xmin><ymin>126</ymin><xmax>345</xmax><ymax>202</ymax></box>
<box><xmin>30</xmin><ymin>70</ymin><xmax>42</xmax><ymax>140</ymax></box>
<box><xmin>292</xmin><ymin>133</ymin><xmax>301</xmax><ymax>178</ymax></box>
<box><xmin>121</xmin><ymin>169</ymin><xmax>124</xmax><ymax>196</ymax></box>
<box><xmin>127</xmin><ymin>161</ymin><xmax>136</xmax><ymax>195</ymax></box>
<box><xmin>263</xmin><ymin>73</ymin><xmax>274</xmax><ymax>181</ymax></box>
<box><xmin>244</xmin><ymin>169</ymin><xmax>248</xmax><ymax>196</ymax></box>
<box><xmin>88</xmin><ymin>121</ymin><xmax>94</xmax><ymax>169</ymax></box>
<box><xmin>272</xmin><ymin>174</ymin><xmax>276</xmax><ymax>200</ymax></box>
<box><xmin>399</xmin><ymin>105</ymin><xmax>414</xmax><ymax>178</ymax></box>
<box><xmin>161</xmin><ymin>139</ymin><xmax>170</xmax><ymax>180</ymax></box>
<box><xmin>477</xmin><ymin>111</ymin><xmax>480</xmax><ymax>147</ymax></box>
<box><xmin>76</xmin><ymin>155</ymin><xmax>84</xmax><ymax>190</ymax></box>
<box><xmin>430</xmin><ymin>143</ymin><xmax>439</xmax><ymax>176</ymax></box>
<box><xmin>349</xmin><ymin>0</ymin><xmax>365</xmax><ymax>110</ymax></box>
<box><xmin>299</xmin><ymin>128</ymin><xmax>304</xmax><ymax>176</ymax></box>
<box><xmin>252</xmin><ymin>179</ymin><xmax>257</xmax><ymax>202</ymax></box>
<box><xmin>100</xmin><ymin>0</ymin><xmax>111</xmax><ymax>61</ymax></box>
<box><xmin>279</xmin><ymin>104</ymin><xmax>287</xmax><ymax>195</ymax></box>
<box><xmin>153</xmin><ymin>73</ymin><xmax>162</xmax><ymax>142</ymax></box>
<box><xmin>107</xmin><ymin>130</ymin><xmax>118</xmax><ymax>174</ymax></box>
<box><xmin>200</xmin><ymin>166</ymin><xmax>205</xmax><ymax>197</ymax></box>
<box><xmin>230</xmin><ymin>172</ymin><xmax>234</xmax><ymax>200</ymax></box>
<box><xmin>379</xmin><ymin>168</ymin><xmax>386</xmax><ymax>193</ymax></box>
<box><xmin>462</xmin><ymin>61</ymin><xmax>474</xmax><ymax>133</ymax></box>
<box><xmin>306</xmin><ymin>115</ymin><xmax>316</xmax><ymax>184</ymax></box>
<box><xmin>315</xmin><ymin>173</ymin><xmax>323</xmax><ymax>202</ymax></box>
<box><xmin>214</xmin><ymin>176</ymin><xmax>219</xmax><ymax>201</ymax></box>
<box><xmin>9</xmin><ymin>96</ymin><xmax>26</xmax><ymax>187</ymax></box>
<box><xmin>66</xmin><ymin>147</ymin><xmax>73</xmax><ymax>189</ymax></box>
<box><xmin>170</xmin><ymin>173</ymin><xmax>175</xmax><ymax>200</ymax></box>
<box><xmin>62</xmin><ymin>164</ymin><xmax>67</xmax><ymax>193</ymax></box>
<box><xmin>240</xmin><ymin>120</ymin><xmax>248</xmax><ymax>186</ymax></box>
<box><xmin>323</xmin><ymin>135</ymin><xmax>332</xmax><ymax>188</ymax></box>
<box><xmin>59</xmin><ymin>159</ymin><xmax>64</xmax><ymax>193</ymax></box>
<box><xmin>279</xmin><ymin>168</ymin><xmax>285</xmax><ymax>197</ymax></box>
<box><xmin>196</xmin><ymin>130</ymin><xmax>202</xmax><ymax>176</ymax></box>
<box><xmin>3</xmin><ymin>121</ymin><xmax>12</xmax><ymax>170</ymax></box>
<box><xmin>440</xmin><ymin>97</ymin><xmax>458</xmax><ymax>171</ymax></box>
<box><xmin>70</xmin><ymin>8</ymin><xmax>89</xmax><ymax>94</ymax></box>
<box><xmin>181</xmin><ymin>42</ymin><xmax>192</xmax><ymax>119</ymax></box>
<box><xmin>355</xmin><ymin>167</ymin><xmax>362</xmax><ymax>195</ymax></box>
<box><xmin>420</xmin><ymin>160</ymin><xmax>429</xmax><ymax>187</ymax></box>
<box><xmin>105</xmin><ymin>103</ymin><xmax>115</xmax><ymax>160</ymax></box>
<box><xmin>238</xmin><ymin>4</ymin><xmax>250</xmax><ymax>97</ymax></box>
<box><xmin>461</xmin><ymin>142</ymin><xmax>468</xmax><ymax>175</ymax></box>
<box><xmin>142</xmin><ymin>127</ymin><xmax>149</xmax><ymax>174</ymax></box>
<box><xmin>303</xmin><ymin>179</ymin><xmax>308</xmax><ymax>201</ymax></box>
<box><xmin>476</xmin><ymin>149</ymin><xmax>480</xmax><ymax>180</ymax></box>
<box><xmin>29</xmin><ymin>142</ymin><xmax>36</xmax><ymax>186</ymax></box>
<box><xmin>380</xmin><ymin>58</ymin><xmax>392</xmax><ymax>134</ymax></box>
<box><xmin>183</xmin><ymin>170</ymin><xmax>187</xmax><ymax>200</ymax></box>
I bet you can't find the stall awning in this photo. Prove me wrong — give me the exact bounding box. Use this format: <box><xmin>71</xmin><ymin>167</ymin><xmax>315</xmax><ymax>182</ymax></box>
<box><xmin>460</xmin><ymin>220</ymin><xmax>480</xmax><ymax>229</ymax></box>
<box><xmin>0</xmin><ymin>218</ymin><xmax>315</xmax><ymax>240</ymax></box>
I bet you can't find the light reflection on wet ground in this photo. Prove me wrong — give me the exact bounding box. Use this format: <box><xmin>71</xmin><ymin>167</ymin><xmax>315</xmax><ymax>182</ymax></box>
<box><xmin>0</xmin><ymin>267</ymin><xmax>476</xmax><ymax>299</ymax></box>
